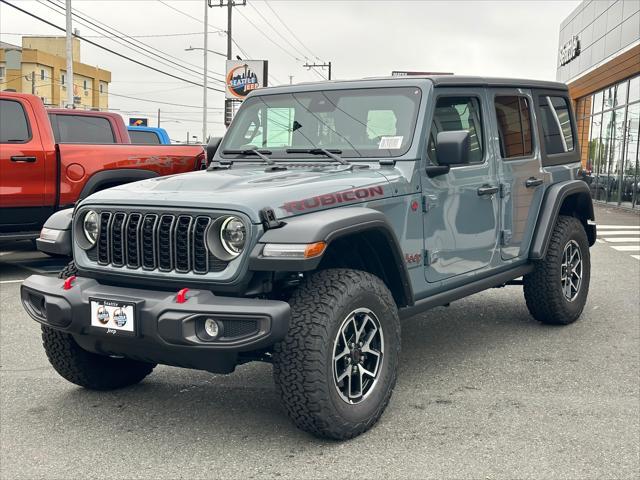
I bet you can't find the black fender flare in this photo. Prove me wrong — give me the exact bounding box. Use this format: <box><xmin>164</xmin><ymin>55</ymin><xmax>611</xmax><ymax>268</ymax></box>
<box><xmin>79</xmin><ymin>169</ymin><xmax>159</xmax><ymax>200</ymax></box>
<box><xmin>249</xmin><ymin>207</ymin><xmax>413</xmax><ymax>306</ymax></box>
<box><xmin>529</xmin><ymin>180</ymin><xmax>596</xmax><ymax>260</ymax></box>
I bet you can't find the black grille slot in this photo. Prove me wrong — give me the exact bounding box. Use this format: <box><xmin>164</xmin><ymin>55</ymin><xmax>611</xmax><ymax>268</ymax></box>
<box><xmin>158</xmin><ymin>215</ymin><xmax>175</xmax><ymax>271</ymax></box>
<box><xmin>88</xmin><ymin>210</ymin><xmax>230</xmax><ymax>274</ymax></box>
<box><xmin>174</xmin><ymin>216</ymin><xmax>193</xmax><ymax>273</ymax></box>
<box><xmin>110</xmin><ymin>213</ymin><xmax>126</xmax><ymax>266</ymax></box>
<box><xmin>222</xmin><ymin>319</ymin><xmax>258</xmax><ymax>339</ymax></box>
<box><xmin>192</xmin><ymin>217</ymin><xmax>210</xmax><ymax>274</ymax></box>
<box><xmin>97</xmin><ymin>212</ymin><xmax>112</xmax><ymax>265</ymax></box>
<box><xmin>125</xmin><ymin>213</ymin><xmax>142</xmax><ymax>268</ymax></box>
<box><xmin>142</xmin><ymin>214</ymin><xmax>158</xmax><ymax>270</ymax></box>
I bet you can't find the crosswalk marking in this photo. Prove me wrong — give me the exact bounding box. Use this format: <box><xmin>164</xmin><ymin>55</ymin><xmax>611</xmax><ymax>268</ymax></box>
<box><xmin>602</xmin><ymin>237</ymin><xmax>640</xmax><ymax>243</ymax></box>
<box><xmin>611</xmin><ymin>245</ymin><xmax>640</xmax><ymax>252</ymax></box>
<box><xmin>596</xmin><ymin>230</ymin><xmax>640</xmax><ymax>235</ymax></box>
<box><xmin>597</xmin><ymin>225</ymin><xmax>640</xmax><ymax>229</ymax></box>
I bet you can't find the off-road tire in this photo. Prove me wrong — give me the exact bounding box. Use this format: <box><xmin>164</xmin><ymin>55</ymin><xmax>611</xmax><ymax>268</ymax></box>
<box><xmin>41</xmin><ymin>260</ymin><xmax>156</xmax><ymax>390</ymax></box>
<box><xmin>523</xmin><ymin>215</ymin><xmax>590</xmax><ymax>325</ymax></box>
<box><xmin>273</xmin><ymin>269</ymin><xmax>401</xmax><ymax>440</ymax></box>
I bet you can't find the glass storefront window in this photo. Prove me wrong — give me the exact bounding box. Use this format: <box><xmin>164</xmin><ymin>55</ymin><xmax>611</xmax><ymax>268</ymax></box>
<box><xmin>592</xmin><ymin>90</ymin><xmax>604</xmax><ymax>114</ymax></box>
<box><xmin>624</xmin><ymin>103</ymin><xmax>639</xmax><ymax>209</ymax></box>
<box><xmin>629</xmin><ymin>76</ymin><xmax>639</xmax><ymax>104</ymax></box>
<box><xmin>581</xmin><ymin>74</ymin><xmax>640</xmax><ymax>209</ymax></box>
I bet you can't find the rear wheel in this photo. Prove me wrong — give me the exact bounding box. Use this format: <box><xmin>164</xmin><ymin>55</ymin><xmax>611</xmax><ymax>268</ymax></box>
<box><xmin>273</xmin><ymin>269</ymin><xmax>400</xmax><ymax>440</ymax></box>
<box><xmin>523</xmin><ymin>215</ymin><xmax>590</xmax><ymax>325</ymax></box>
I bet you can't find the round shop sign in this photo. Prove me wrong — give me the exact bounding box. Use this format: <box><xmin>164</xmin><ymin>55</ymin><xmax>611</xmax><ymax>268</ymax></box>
<box><xmin>226</xmin><ymin>65</ymin><xmax>260</xmax><ymax>99</ymax></box>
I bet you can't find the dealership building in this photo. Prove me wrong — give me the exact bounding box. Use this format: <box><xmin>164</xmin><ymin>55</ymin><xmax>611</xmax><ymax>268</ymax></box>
<box><xmin>557</xmin><ymin>0</ymin><xmax>640</xmax><ymax>209</ymax></box>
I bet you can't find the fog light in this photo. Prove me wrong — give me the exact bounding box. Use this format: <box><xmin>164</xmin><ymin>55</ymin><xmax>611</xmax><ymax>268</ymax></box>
<box><xmin>204</xmin><ymin>318</ymin><xmax>220</xmax><ymax>338</ymax></box>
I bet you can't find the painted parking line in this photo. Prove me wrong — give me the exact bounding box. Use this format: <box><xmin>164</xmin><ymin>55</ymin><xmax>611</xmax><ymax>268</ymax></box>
<box><xmin>632</xmin><ymin>255</ymin><xmax>640</xmax><ymax>261</ymax></box>
<box><xmin>0</xmin><ymin>279</ymin><xmax>24</xmax><ymax>284</ymax></box>
<box><xmin>602</xmin><ymin>237</ymin><xmax>640</xmax><ymax>243</ymax></box>
<box><xmin>611</xmin><ymin>245</ymin><xmax>640</xmax><ymax>252</ymax></box>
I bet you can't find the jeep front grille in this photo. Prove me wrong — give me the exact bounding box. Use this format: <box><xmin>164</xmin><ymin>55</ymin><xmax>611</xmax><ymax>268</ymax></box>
<box><xmin>95</xmin><ymin>211</ymin><xmax>227</xmax><ymax>274</ymax></box>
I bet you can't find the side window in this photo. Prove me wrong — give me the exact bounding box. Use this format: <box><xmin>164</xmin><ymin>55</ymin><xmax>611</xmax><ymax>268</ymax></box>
<box><xmin>55</xmin><ymin>115</ymin><xmax>116</xmax><ymax>143</ymax></box>
<box><xmin>427</xmin><ymin>96</ymin><xmax>484</xmax><ymax>164</ymax></box>
<box><xmin>495</xmin><ymin>96</ymin><xmax>533</xmax><ymax>158</ymax></box>
<box><xmin>0</xmin><ymin>99</ymin><xmax>31</xmax><ymax>143</ymax></box>
<box><xmin>129</xmin><ymin>130</ymin><xmax>161</xmax><ymax>144</ymax></box>
<box><xmin>538</xmin><ymin>96</ymin><xmax>575</xmax><ymax>154</ymax></box>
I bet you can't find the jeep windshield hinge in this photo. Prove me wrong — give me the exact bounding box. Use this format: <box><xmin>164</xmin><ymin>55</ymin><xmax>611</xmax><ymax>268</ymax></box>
<box><xmin>500</xmin><ymin>229</ymin><xmax>512</xmax><ymax>246</ymax></box>
<box><xmin>499</xmin><ymin>183</ymin><xmax>510</xmax><ymax>199</ymax></box>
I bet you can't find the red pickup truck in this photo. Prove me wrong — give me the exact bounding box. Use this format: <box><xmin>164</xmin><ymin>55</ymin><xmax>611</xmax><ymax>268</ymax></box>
<box><xmin>0</xmin><ymin>92</ymin><xmax>205</xmax><ymax>241</ymax></box>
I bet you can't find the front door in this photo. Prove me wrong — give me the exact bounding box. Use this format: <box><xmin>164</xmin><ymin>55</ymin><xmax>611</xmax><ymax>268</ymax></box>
<box><xmin>489</xmin><ymin>90</ymin><xmax>545</xmax><ymax>260</ymax></box>
<box><xmin>422</xmin><ymin>88</ymin><xmax>500</xmax><ymax>283</ymax></box>
<box><xmin>0</xmin><ymin>97</ymin><xmax>48</xmax><ymax>231</ymax></box>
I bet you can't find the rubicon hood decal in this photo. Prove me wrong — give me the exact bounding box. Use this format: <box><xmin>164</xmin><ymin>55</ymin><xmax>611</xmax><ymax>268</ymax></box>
<box><xmin>282</xmin><ymin>186</ymin><xmax>385</xmax><ymax>213</ymax></box>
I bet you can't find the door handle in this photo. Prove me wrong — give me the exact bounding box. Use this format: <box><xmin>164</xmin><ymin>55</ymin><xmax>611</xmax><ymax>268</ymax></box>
<box><xmin>525</xmin><ymin>177</ymin><xmax>544</xmax><ymax>188</ymax></box>
<box><xmin>10</xmin><ymin>156</ymin><xmax>36</xmax><ymax>163</ymax></box>
<box><xmin>477</xmin><ymin>185</ymin><xmax>499</xmax><ymax>196</ymax></box>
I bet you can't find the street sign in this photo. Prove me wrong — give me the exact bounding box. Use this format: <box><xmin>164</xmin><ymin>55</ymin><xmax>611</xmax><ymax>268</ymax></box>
<box><xmin>129</xmin><ymin>118</ymin><xmax>148</xmax><ymax>127</ymax></box>
<box><xmin>225</xmin><ymin>60</ymin><xmax>268</xmax><ymax>100</ymax></box>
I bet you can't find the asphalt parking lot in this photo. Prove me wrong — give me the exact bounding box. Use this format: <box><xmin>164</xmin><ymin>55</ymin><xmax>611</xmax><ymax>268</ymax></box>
<box><xmin>1</xmin><ymin>205</ymin><xmax>639</xmax><ymax>480</ymax></box>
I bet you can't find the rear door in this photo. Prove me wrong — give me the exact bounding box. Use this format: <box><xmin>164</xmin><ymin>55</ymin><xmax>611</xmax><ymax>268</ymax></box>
<box><xmin>49</xmin><ymin>113</ymin><xmax>116</xmax><ymax>143</ymax></box>
<box><xmin>490</xmin><ymin>90</ymin><xmax>545</xmax><ymax>259</ymax></box>
<box><xmin>0</xmin><ymin>97</ymin><xmax>49</xmax><ymax>230</ymax></box>
<box><xmin>422</xmin><ymin>87</ymin><xmax>501</xmax><ymax>282</ymax></box>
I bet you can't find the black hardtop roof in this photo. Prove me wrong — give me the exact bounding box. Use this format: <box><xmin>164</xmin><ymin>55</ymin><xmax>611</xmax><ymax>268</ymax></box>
<box><xmin>257</xmin><ymin>75</ymin><xmax>568</xmax><ymax>95</ymax></box>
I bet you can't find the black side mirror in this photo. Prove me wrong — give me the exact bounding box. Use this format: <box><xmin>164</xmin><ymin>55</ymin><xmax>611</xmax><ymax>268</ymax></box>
<box><xmin>436</xmin><ymin>130</ymin><xmax>470</xmax><ymax>166</ymax></box>
<box><xmin>206</xmin><ymin>137</ymin><xmax>223</xmax><ymax>163</ymax></box>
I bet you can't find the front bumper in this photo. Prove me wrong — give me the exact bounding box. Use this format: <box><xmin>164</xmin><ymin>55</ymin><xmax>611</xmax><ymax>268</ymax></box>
<box><xmin>21</xmin><ymin>275</ymin><xmax>290</xmax><ymax>373</ymax></box>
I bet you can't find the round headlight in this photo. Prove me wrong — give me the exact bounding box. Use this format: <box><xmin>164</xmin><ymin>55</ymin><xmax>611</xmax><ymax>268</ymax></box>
<box><xmin>83</xmin><ymin>210</ymin><xmax>99</xmax><ymax>246</ymax></box>
<box><xmin>219</xmin><ymin>216</ymin><xmax>246</xmax><ymax>256</ymax></box>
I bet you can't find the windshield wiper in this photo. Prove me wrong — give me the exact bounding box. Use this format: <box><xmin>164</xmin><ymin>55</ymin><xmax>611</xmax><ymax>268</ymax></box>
<box><xmin>223</xmin><ymin>148</ymin><xmax>275</xmax><ymax>165</ymax></box>
<box><xmin>286</xmin><ymin>148</ymin><xmax>349</xmax><ymax>165</ymax></box>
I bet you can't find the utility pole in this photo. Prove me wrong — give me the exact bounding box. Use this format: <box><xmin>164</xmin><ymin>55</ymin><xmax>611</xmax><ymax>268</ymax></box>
<box><xmin>289</xmin><ymin>75</ymin><xmax>294</xmax><ymax>85</ymax></box>
<box><xmin>30</xmin><ymin>71</ymin><xmax>35</xmax><ymax>94</ymax></box>
<box><xmin>303</xmin><ymin>61</ymin><xmax>332</xmax><ymax>80</ymax></box>
<box><xmin>218</xmin><ymin>1</ymin><xmax>246</xmax><ymax>128</ymax></box>
<box><xmin>65</xmin><ymin>0</ymin><xmax>73</xmax><ymax>108</ymax></box>
<box><xmin>157</xmin><ymin>108</ymin><xmax>161</xmax><ymax>128</ymax></box>
<box><xmin>202</xmin><ymin>0</ymin><xmax>209</xmax><ymax>143</ymax></box>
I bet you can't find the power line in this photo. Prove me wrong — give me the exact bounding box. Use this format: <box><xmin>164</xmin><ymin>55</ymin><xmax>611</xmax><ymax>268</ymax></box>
<box><xmin>42</xmin><ymin>0</ymin><xmax>226</xmax><ymax>82</ymax></box>
<box><xmin>235</xmin><ymin>7</ymin><xmax>300</xmax><ymax>61</ymax></box>
<box><xmin>247</xmin><ymin>2</ymin><xmax>309</xmax><ymax>61</ymax></box>
<box><xmin>263</xmin><ymin>1</ymin><xmax>322</xmax><ymax>61</ymax></box>
<box><xmin>0</xmin><ymin>0</ymin><xmax>225</xmax><ymax>92</ymax></box>
<box><xmin>1</xmin><ymin>30</ymin><xmax>226</xmax><ymax>38</ymax></box>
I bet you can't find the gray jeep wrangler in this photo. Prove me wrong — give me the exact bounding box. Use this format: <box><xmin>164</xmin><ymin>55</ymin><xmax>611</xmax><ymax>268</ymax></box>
<box><xmin>21</xmin><ymin>76</ymin><xmax>596</xmax><ymax>440</ymax></box>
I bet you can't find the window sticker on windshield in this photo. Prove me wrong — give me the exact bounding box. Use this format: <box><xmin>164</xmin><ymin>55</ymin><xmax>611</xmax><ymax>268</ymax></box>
<box><xmin>378</xmin><ymin>136</ymin><xmax>403</xmax><ymax>149</ymax></box>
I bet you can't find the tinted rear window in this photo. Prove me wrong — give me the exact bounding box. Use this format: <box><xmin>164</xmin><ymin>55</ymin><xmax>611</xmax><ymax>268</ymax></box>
<box><xmin>0</xmin><ymin>99</ymin><xmax>31</xmax><ymax>143</ymax></box>
<box><xmin>538</xmin><ymin>95</ymin><xmax>574</xmax><ymax>154</ymax></box>
<box><xmin>129</xmin><ymin>130</ymin><xmax>161</xmax><ymax>144</ymax></box>
<box><xmin>52</xmin><ymin>114</ymin><xmax>116</xmax><ymax>143</ymax></box>
<box><xmin>495</xmin><ymin>96</ymin><xmax>533</xmax><ymax>158</ymax></box>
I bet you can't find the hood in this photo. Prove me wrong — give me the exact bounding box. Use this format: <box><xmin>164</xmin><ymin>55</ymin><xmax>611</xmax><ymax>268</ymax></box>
<box><xmin>83</xmin><ymin>163</ymin><xmax>393</xmax><ymax>223</ymax></box>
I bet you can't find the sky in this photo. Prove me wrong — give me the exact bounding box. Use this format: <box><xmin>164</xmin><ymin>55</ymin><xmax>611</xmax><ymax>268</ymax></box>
<box><xmin>0</xmin><ymin>0</ymin><xmax>581</xmax><ymax>142</ymax></box>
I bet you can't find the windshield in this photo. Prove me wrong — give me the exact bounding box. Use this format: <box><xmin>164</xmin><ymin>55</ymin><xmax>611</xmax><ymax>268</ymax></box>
<box><xmin>221</xmin><ymin>87</ymin><xmax>422</xmax><ymax>159</ymax></box>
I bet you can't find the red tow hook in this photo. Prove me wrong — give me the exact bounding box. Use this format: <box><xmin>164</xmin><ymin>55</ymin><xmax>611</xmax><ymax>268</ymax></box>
<box><xmin>176</xmin><ymin>288</ymin><xmax>189</xmax><ymax>304</ymax></box>
<box><xmin>63</xmin><ymin>275</ymin><xmax>77</xmax><ymax>290</ymax></box>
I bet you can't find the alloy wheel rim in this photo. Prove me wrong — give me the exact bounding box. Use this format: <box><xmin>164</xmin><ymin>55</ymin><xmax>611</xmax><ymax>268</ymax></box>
<box><xmin>561</xmin><ymin>240</ymin><xmax>583</xmax><ymax>302</ymax></box>
<box><xmin>332</xmin><ymin>308</ymin><xmax>384</xmax><ymax>405</ymax></box>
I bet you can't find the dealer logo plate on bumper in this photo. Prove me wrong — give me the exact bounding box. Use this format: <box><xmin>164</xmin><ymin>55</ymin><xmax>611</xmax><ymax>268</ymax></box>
<box><xmin>90</xmin><ymin>298</ymin><xmax>135</xmax><ymax>335</ymax></box>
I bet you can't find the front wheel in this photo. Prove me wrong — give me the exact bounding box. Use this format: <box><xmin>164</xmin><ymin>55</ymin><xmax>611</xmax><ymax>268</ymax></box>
<box><xmin>523</xmin><ymin>215</ymin><xmax>591</xmax><ymax>325</ymax></box>
<box><xmin>273</xmin><ymin>269</ymin><xmax>401</xmax><ymax>440</ymax></box>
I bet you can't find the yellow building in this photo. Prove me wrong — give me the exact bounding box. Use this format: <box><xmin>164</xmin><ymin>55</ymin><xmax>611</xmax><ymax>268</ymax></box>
<box><xmin>0</xmin><ymin>37</ymin><xmax>110</xmax><ymax>109</ymax></box>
